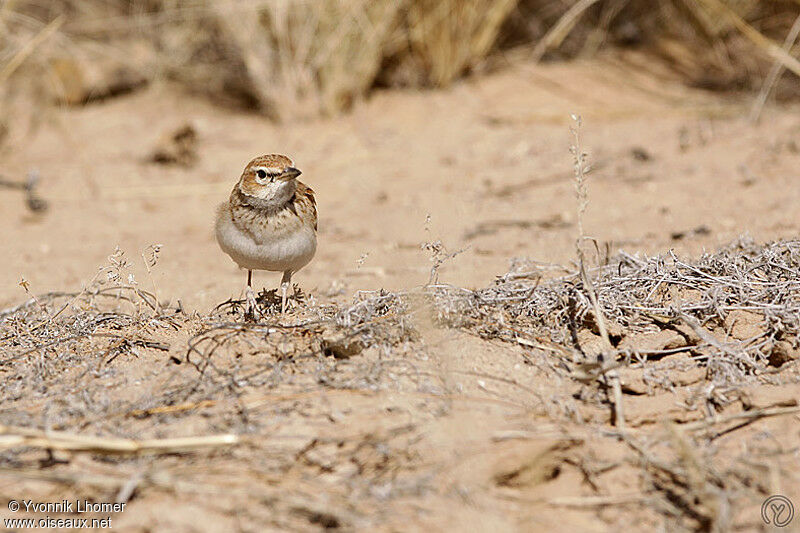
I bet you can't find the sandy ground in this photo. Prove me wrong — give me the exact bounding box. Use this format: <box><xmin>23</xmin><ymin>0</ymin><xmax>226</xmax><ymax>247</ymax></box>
<box><xmin>3</xmin><ymin>52</ymin><xmax>799</xmax><ymax>312</ymax></box>
<box><xmin>2</xmin><ymin>52</ymin><xmax>800</xmax><ymax>531</ymax></box>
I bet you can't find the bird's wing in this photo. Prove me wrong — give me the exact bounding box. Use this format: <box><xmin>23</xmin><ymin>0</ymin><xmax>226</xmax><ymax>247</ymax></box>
<box><xmin>296</xmin><ymin>182</ymin><xmax>318</xmax><ymax>231</ymax></box>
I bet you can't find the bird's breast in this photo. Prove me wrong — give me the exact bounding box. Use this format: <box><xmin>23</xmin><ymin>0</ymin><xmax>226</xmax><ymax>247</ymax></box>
<box><xmin>215</xmin><ymin>202</ymin><xmax>317</xmax><ymax>272</ymax></box>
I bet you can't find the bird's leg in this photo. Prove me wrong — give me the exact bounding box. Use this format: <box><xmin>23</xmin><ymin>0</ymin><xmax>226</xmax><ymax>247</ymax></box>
<box><xmin>280</xmin><ymin>270</ymin><xmax>292</xmax><ymax>314</ymax></box>
<box><xmin>245</xmin><ymin>269</ymin><xmax>257</xmax><ymax>321</ymax></box>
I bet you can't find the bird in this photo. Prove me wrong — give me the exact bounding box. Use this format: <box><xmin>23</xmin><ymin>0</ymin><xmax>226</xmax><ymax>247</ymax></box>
<box><xmin>215</xmin><ymin>154</ymin><xmax>317</xmax><ymax>318</ymax></box>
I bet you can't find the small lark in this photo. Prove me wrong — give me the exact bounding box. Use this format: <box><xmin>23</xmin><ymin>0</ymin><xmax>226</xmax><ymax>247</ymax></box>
<box><xmin>215</xmin><ymin>154</ymin><xmax>317</xmax><ymax>317</ymax></box>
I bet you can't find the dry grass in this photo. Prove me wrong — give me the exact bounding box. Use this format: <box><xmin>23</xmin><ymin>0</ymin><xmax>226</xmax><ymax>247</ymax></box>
<box><xmin>211</xmin><ymin>0</ymin><xmax>402</xmax><ymax>119</ymax></box>
<box><xmin>7</xmin><ymin>234</ymin><xmax>798</xmax><ymax>404</ymax></box>
<box><xmin>507</xmin><ymin>0</ymin><xmax>800</xmax><ymax>95</ymax></box>
<box><xmin>443</xmin><ymin>237</ymin><xmax>800</xmax><ymax>383</ymax></box>
<box><xmin>0</xmin><ymin>0</ymin><xmax>524</xmax><ymax>120</ymax></box>
<box><xmin>379</xmin><ymin>0</ymin><xmax>521</xmax><ymax>87</ymax></box>
<box><xmin>2</xmin><ymin>0</ymin><xmax>798</xmax><ymax>132</ymax></box>
<box><xmin>2</xmin><ymin>235</ymin><xmax>799</xmax><ymax>529</ymax></box>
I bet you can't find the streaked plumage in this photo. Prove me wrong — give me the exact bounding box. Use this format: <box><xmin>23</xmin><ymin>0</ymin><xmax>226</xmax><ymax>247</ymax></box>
<box><xmin>215</xmin><ymin>154</ymin><xmax>317</xmax><ymax>317</ymax></box>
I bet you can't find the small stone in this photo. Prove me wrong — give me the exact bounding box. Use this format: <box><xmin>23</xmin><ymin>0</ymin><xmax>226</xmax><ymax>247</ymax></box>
<box><xmin>582</xmin><ymin>312</ymin><xmax>623</xmax><ymax>341</ymax></box>
<box><xmin>150</xmin><ymin>123</ymin><xmax>199</xmax><ymax>167</ymax></box>
<box><xmin>277</xmin><ymin>342</ymin><xmax>294</xmax><ymax>357</ymax></box>
<box><xmin>576</xmin><ymin>329</ymin><xmax>606</xmax><ymax>358</ymax></box>
<box><xmin>769</xmin><ymin>340</ymin><xmax>797</xmax><ymax>368</ymax></box>
<box><xmin>321</xmin><ymin>328</ymin><xmax>364</xmax><ymax>359</ymax></box>
<box><xmin>671</xmin><ymin>323</ymin><xmax>701</xmax><ymax>344</ymax></box>
<box><xmin>631</xmin><ymin>146</ymin><xmax>652</xmax><ymax>161</ymax></box>
<box><xmin>618</xmin><ymin>329</ymin><xmax>686</xmax><ymax>354</ymax></box>
<box><xmin>671</xmin><ymin>366</ymin><xmax>706</xmax><ymax>386</ymax></box>
<box><xmin>740</xmin><ymin>384</ymin><xmax>799</xmax><ymax>410</ymax></box>
<box><xmin>617</xmin><ymin>368</ymin><xmax>648</xmax><ymax>394</ymax></box>
<box><xmin>723</xmin><ymin>310</ymin><xmax>765</xmax><ymax>341</ymax></box>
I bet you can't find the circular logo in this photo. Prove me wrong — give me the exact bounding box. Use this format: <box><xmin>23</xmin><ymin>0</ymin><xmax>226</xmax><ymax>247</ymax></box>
<box><xmin>762</xmin><ymin>495</ymin><xmax>794</xmax><ymax>527</ymax></box>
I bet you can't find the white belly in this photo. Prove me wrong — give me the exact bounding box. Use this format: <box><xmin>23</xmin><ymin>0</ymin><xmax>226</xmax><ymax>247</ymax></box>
<box><xmin>215</xmin><ymin>210</ymin><xmax>317</xmax><ymax>272</ymax></box>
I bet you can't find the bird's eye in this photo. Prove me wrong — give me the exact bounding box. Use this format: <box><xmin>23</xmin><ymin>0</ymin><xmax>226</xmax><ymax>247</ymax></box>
<box><xmin>256</xmin><ymin>169</ymin><xmax>267</xmax><ymax>180</ymax></box>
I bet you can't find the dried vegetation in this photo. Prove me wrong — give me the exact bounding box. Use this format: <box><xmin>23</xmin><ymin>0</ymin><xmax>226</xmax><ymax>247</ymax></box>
<box><xmin>2</xmin><ymin>0</ymin><xmax>800</xmax><ymax>129</ymax></box>
<box><xmin>2</xmin><ymin>232</ymin><xmax>799</xmax><ymax>529</ymax></box>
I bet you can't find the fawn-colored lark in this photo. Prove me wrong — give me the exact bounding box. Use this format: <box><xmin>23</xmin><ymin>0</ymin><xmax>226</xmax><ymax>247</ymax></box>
<box><xmin>215</xmin><ymin>154</ymin><xmax>317</xmax><ymax>317</ymax></box>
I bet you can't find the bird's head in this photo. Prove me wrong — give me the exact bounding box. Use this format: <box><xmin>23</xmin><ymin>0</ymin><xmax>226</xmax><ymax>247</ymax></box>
<box><xmin>237</xmin><ymin>154</ymin><xmax>302</xmax><ymax>208</ymax></box>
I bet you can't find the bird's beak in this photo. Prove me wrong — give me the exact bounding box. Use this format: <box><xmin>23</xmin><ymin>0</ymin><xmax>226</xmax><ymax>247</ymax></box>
<box><xmin>280</xmin><ymin>167</ymin><xmax>302</xmax><ymax>180</ymax></box>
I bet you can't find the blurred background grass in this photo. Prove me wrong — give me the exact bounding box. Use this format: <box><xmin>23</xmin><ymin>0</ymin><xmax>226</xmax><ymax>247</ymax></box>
<box><xmin>1</xmin><ymin>0</ymin><xmax>799</xmax><ymax>140</ymax></box>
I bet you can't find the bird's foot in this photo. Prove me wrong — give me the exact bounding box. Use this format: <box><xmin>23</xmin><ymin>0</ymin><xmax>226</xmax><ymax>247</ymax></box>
<box><xmin>245</xmin><ymin>286</ymin><xmax>258</xmax><ymax>321</ymax></box>
<box><xmin>280</xmin><ymin>282</ymin><xmax>296</xmax><ymax>315</ymax></box>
